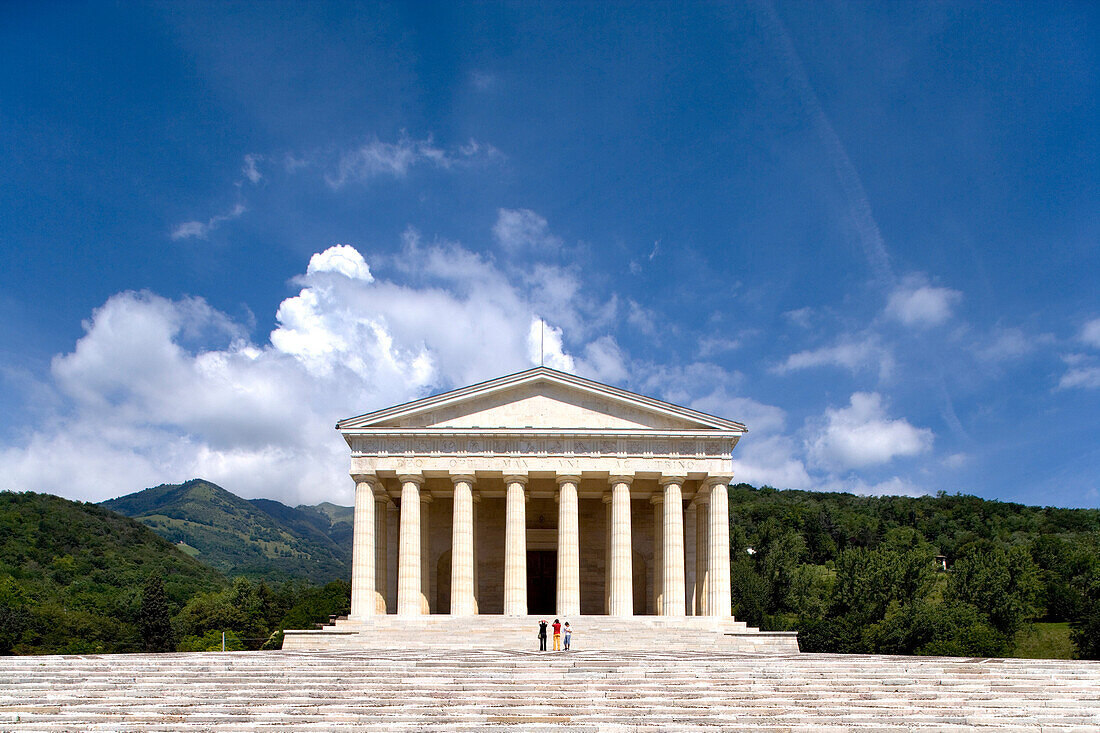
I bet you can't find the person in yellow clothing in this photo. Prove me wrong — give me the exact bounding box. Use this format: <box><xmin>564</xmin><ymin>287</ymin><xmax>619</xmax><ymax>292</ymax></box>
<box><xmin>552</xmin><ymin>618</ymin><xmax>562</xmax><ymax>651</ymax></box>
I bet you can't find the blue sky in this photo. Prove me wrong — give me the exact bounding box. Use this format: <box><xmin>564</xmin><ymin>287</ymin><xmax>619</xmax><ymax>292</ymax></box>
<box><xmin>1</xmin><ymin>2</ymin><xmax>1097</xmax><ymax>508</ymax></box>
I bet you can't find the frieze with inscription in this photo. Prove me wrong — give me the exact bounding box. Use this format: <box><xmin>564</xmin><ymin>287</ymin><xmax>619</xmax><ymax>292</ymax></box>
<box><xmin>351</xmin><ymin>435</ymin><xmax>733</xmax><ymax>459</ymax></box>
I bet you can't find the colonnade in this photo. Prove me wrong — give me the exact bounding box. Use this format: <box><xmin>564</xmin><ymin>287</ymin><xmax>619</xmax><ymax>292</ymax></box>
<box><xmin>348</xmin><ymin>473</ymin><xmax>733</xmax><ymax>619</ymax></box>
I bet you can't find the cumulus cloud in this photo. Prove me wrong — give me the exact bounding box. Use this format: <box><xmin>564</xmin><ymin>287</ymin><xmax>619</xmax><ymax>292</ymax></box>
<box><xmin>492</xmin><ymin>209</ymin><xmax>563</xmax><ymax>253</ymax></box>
<box><xmin>170</xmin><ymin>203</ymin><xmax>246</xmax><ymax>240</ymax></box>
<box><xmin>773</xmin><ymin>335</ymin><xmax>893</xmax><ymax>380</ymax></box>
<box><xmin>305</xmin><ymin>244</ymin><xmax>374</xmax><ymax>281</ymax></box>
<box><xmin>805</xmin><ymin>392</ymin><xmax>933</xmax><ymax>472</ymax></box>
<box><xmin>884</xmin><ymin>275</ymin><xmax>962</xmax><ymax>328</ymax></box>
<box><xmin>1080</xmin><ymin>319</ymin><xmax>1100</xmax><ymax>349</ymax></box>
<box><xmin>732</xmin><ymin>434</ymin><xmax>812</xmax><ymax>490</ymax></box>
<box><xmin>327</xmin><ymin>134</ymin><xmax>500</xmax><ymax>188</ymax></box>
<box><xmin>0</xmin><ymin>235</ymin><xmax>617</xmax><ymax>504</ymax></box>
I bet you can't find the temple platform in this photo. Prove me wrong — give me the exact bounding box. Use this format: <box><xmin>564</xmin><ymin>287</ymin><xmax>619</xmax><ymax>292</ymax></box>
<box><xmin>282</xmin><ymin>614</ymin><xmax>801</xmax><ymax>653</ymax></box>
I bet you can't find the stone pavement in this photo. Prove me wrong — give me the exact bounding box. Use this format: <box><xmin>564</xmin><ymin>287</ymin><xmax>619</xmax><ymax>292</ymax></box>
<box><xmin>2</xmin><ymin>648</ymin><xmax>1098</xmax><ymax>732</ymax></box>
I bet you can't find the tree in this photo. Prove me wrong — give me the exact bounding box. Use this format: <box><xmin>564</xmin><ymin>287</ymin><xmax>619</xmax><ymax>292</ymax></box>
<box><xmin>1070</xmin><ymin>570</ymin><xmax>1100</xmax><ymax>660</ymax></box>
<box><xmin>0</xmin><ymin>576</ymin><xmax>30</xmax><ymax>654</ymax></box>
<box><xmin>138</xmin><ymin>575</ymin><xmax>174</xmax><ymax>652</ymax></box>
<box><xmin>948</xmin><ymin>544</ymin><xmax>1040</xmax><ymax>637</ymax></box>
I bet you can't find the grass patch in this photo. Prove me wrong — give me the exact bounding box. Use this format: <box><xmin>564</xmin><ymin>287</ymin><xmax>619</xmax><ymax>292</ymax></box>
<box><xmin>1012</xmin><ymin>622</ymin><xmax>1073</xmax><ymax>659</ymax></box>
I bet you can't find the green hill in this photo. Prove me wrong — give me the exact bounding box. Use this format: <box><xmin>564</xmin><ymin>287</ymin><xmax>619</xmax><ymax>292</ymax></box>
<box><xmin>101</xmin><ymin>479</ymin><xmax>351</xmax><ymax>583</ymax></box>
<box><xmin>0</xmin><ymin>491</ymin><xmax>225</xmax><ymax>654</ymax></box>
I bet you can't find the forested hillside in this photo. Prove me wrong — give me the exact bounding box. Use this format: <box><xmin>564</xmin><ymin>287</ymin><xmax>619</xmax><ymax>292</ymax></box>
<box><xmin>0</xmin><ymin>491</ymin><xmax>225</xmax><ymax>654</ymax></box>
<box><xmin>726</xmin><ymin>485</ymin><xmax>1100</xmax><ymax>659</ymax></box>
<box><xmin>101</xmin><ymin>479</ymin><xmax>350</xmax><ymax>582</ymax></box>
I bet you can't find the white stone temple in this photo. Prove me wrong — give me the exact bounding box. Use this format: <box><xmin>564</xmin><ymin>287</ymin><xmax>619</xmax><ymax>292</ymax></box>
<box><xmin>283</xmin><ymin>366</ymin><xmax>799</xmax><ymax>651</ymax></box>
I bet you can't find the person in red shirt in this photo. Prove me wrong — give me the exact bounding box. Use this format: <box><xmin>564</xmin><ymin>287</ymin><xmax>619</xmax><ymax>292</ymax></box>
<box><xmin>552</xmin><ymin>618</ymin><xmax>562</xmax><ymax>651</ymax></box>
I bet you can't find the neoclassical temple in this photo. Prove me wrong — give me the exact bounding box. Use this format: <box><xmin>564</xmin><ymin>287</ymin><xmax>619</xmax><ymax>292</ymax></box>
<box><xmin>339</xmin><ymin>366</ymin><xmax>744</xmax><ymax>620</ymax></box>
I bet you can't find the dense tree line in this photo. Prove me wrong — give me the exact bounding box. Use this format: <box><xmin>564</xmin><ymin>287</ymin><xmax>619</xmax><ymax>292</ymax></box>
<box><xmin>726</xmin><ymin>485</ymin><xmax>1100</xmax><ymax>659</ymax></box>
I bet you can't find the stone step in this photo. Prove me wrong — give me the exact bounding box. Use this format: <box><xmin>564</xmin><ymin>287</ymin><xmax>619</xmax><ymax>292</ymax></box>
<box><xmin>2</xmin><ymin>648</ymin><xmax>1099</xmax><ymax>732</ymax></box>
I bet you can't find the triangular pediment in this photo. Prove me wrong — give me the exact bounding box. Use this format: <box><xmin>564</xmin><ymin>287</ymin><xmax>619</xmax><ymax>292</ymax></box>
<box><xmin>337</xmin><ymin>367</ymin><xmax>746</xmax><ymax>433</ymax></box>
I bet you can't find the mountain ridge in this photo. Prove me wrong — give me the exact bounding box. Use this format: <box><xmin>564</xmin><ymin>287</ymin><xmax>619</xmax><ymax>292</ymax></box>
<box><xmin>100</xmin><ymin>479</ymin><xmax>351</xmax><ymax>583</ymax></box>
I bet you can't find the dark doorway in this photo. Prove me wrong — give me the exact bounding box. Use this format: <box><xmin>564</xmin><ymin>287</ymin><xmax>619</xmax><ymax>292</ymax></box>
<box><xmin>527</xmin><ymin>550</ymin><xmax>557</xmax><ymax>614</ymax></box>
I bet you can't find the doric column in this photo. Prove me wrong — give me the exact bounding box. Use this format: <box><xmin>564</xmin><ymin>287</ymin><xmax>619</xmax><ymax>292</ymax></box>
<box><xmin>350</xmin><ymin>476</ymin><xmax>380</xmax><ymax>619</ymax></box>
<box><xmin>694</xmin><ymin>494</ymin><xmax>709</xmax><ymax>616</ymax></box>
<box><xmin>684</xmin><ymin>500</ymin><xmax>697</xmax><ymax>615</ymax></box>
<box><xmin>471</xmin><ymin>495</ymin><xmax>480</xmax><ymax>613</ymax></box>
<box><xmin>608</xmin><ymin>476</ymin><xmax>633</xmax><ymax>617</ymax></box>
<box><xmin>706</xmin><ymin>477</ymin><xmax>733</xmax><ymax>617</ymax></box>
<box><xmin>660</xmin><ymin>476</ymin><xmax>686</xmax><ymax>616</ymax></box>
<box><xmin>503</xmin><ymin>474</ymin><xmax>528</xmax><ymax>615</ymax></box>
<box><xmin>420</xmin><ymin>491</ymin><xmax>433</xmax><ymax>614</ymax></box>
<box><xmin>396</xmin><ymin>474</ymin><xmax>424</xmax><ymax>616</ymax></box>
<box><xmin>555</xmin><ymin>475</ymin><xmax>581</xmax><ymax>617</ymax></box>
<box><xmin>450</xmin><ymin>474</ymin><xmax>477</xmax><ymax>615</ymax></box>
<box><xmin>651</xmin><ymin>494</ymin><xmax>664</xmax><ymax>614</ymax></box>
<box><xmin>374</xmin><ymin>493</ymin><xmax>389</xmax><ymax>615</ymax></box>
<box><xmin>386</xmin><ymin>502</ymin><xmax>398</xmax><ymax>612</ymax></box>
<box><xmin>603</xmin><ymin>493</ymin><xmax>612</xmax><ymax>614</ymax></box>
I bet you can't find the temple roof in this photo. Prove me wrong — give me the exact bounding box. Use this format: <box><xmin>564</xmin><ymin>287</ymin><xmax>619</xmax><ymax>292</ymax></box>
<box><xmin>337</xmin><ymin>366</ymin><xmax>747</xmax><ymax>433</ymax></box>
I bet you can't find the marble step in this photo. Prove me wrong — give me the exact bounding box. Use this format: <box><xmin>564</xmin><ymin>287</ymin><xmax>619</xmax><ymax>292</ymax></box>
<box><xmin>2</xmin><ymin>649</ymin><xmax>1098</xmax><ymax>732</ymax></box>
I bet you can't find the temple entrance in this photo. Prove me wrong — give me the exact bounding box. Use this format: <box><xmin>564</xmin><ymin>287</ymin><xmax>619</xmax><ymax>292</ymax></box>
<box><xmin>527</xmin><ymin>550</ymin><xmax>557</xmax><ymax>614</ymax></box>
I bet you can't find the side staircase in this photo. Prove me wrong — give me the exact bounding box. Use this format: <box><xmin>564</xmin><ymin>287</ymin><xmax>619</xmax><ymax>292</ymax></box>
<box><xmin>282</xmin><ymin>614</ymin><xmax>800</xmax><ymax>653</ymax></box>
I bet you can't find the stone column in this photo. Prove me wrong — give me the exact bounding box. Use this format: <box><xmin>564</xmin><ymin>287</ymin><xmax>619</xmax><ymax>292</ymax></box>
<box><xmin>503</xmin><ymin>474</ymin><xmax>528</xmax><ymax>615</ymax></box>
<box><xmin>555</xmin><ymin>475</ymin><xmax>581</xmax><ymax>617</ymax></box>
<box><xmin>603</xmin><ymin>493</ymin><xmax>612</xmax><ymax>614</ymax></box>
<box><xmin>706</xmin><ymin>478</ymin><xmax>733</xmax><ymax>617</ymax></box>
<box><xmin>386</xmin><ymin>502</ymin><xmax>398</xmax><ymax>613</ymax></box>
<box><xmin>608</xmin><ymin>476</ymin><xmax>633</xmax><ymax>617</ymax></box>
<box><xmin>651</xmin><ymin>495</ymin><xmax>664</xmax><ymax>615</ymax></box>
<box><xmin>420</xmin><ymin>491</ymin><xmax>432</xmax><ymax>614</ymax></box>
<box><xmin>349</xmin><ymin>476</ymin><xmax>379</xmax><ymax>619</ymax></box>
<box><xmin>684</xmin><ymin>501</ymin><xmax>697</xmax><ymax>615</ymax></box>
<box><xmin>472</xmin><ymin>495</ymin><xmax>480</xmax><ymax>613</ymax></box>
<box><xmin>694</xmin><ymin>495</ymin><xmax>709</xmax><ymax>616</ymax></box>
<box><xmin>449</xmin><ymin>474</ymin><xmax>477</xmax><ymax>616</ymax></box>
<box><xmin>661</xmin><ymin>476</ymin><xmax>687</xmax><ymax>616</ymax></box>
<box><xmin>396</xmin><ymin>474</ymin><xmax>424</xmax><ymax>616</ymax></box>
<box><xmin>374</xmin><ymin>493</ymin><xmax>389</xmax><ymax>615</ymax></box>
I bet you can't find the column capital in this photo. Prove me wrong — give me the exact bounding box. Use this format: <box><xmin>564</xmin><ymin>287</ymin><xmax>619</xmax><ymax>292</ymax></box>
<box><xmin>419</xmin><ymin>492</ymin><xmax>433</xmax><ymax>504</ymax></box>
<box><xmin>602</xmin><ymin>492</ymin><xmax>613</xmax><ymax>504</ymax></box>
<box><xmin>608</xmin><ymin>474</ymin><xmax>634</xmax><ymax>486</ymax></box>
<box><xmin>353</xmin><ymin>474</ymin><xmax>383</xmax><ymax>488</ymax></box>
<box><xmin>702</xmin><ymin>475</ymin><xmax>733</xmax><ymax>490</ymax></box>
<box><xmin>449</xmin><ymin>473</ymin><xmax>477</xmax><ymax>485</ymax></box>
<box><xmin>650</xmin><ymin>493</ymin><xmax>664</xmax><ymax>505</ymax></box>
<box><xmin>502</xmin><ymin>473</ymin><xmax>528</xmax><ymax>485</ymax></box>
<box><xmin>659</xmin><ymin>475</ymin><xmax>688</xmax><ymax>487</ymax></box>
<box><xmin>397</xmin><ymin>473</ymin><xmax>425</xmax><ymax>486</ymax></box>
<box><xmin>555</xmin><ymin>474</ymin><xmax>582</xmax><ymax>486</ymax></box>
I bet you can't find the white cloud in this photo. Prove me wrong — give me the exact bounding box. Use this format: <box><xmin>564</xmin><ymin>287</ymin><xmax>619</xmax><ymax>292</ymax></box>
<box><xmin>696</xmin><ymin>336</ymin><xmax>740</xmax><ymax>358</ymax></box>
<box><xmin>171</xmin><ymin>203</ymin><xmax>246</xmax><ymax>240</ymax></box>
<box><xmin>774</xmin><ymin>335</ymin><xmax>894</xmax><ymax>380</ymax></box>
<box><xmin>492</xmin><ymin>209</ymin><xmax>563</xmax><ymax>253</ymax></box>
<box><xmin>626</xmin><ymin>300</ymin><xmax>657</xmax><ymax>336</ymax></box>
<box><xmin>0</xmin><ymin>236</ymin><xmax>616</xmax><ymax>504</ymax></box>
<box><xmin>884</xmin><ymin>275</ymin><xmax>962</xmax><ymax>328</ymax></box>
<box><xmin>974</xmin><ymin>327</ymin><xmax>1037</xmax><ymax>362</ymax></box>
<box><xmin>731</xmin><ymin>434</ymin><xmax>812</xmax><ymax>490</ymax></box>
<box><xmin>327</xmin><ymin>134</ymin><xmax>500</xmax><ymax>188</ymax></box>
<box><xmin>242</xmin><ymin>154</ymin><xmax>263</xmax><ymax>184</ymax></box>
<box><xmin>816</xmin><ymin>475</ymin><xmax>931</xmax><ymax>497</ymax></box>
<box><xmin>305</xmin><ymin>244</ymin><xmax>374</xmax><ymax>281</ymax></box>
<box><xmin>805</xmin><ymin>392</ymin><xmax>933</xmax><ymax>472</ymax></box>
<box><xmin>783</xmin><ymin>307</ymin><xmax>813</xmax><ymax>329</ymax></box>
<box><xmin>527</xmin><ymin>318</ymin><xmax>575</xmax><ymax>373</ymax></box>
<box><xmin>1080</xmin><ymin>318</ymin><xmax>1100</xmax><ymax>349</ymax></box>
<box><xmin>1059</xmin><ymin>365</ymin><xmax>1100</xmax><ymax>390</ymax></box>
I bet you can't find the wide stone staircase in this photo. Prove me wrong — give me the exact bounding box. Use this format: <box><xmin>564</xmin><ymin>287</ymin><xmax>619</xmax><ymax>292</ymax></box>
<box><xmin>283</xmin><ymin>614</ymin><xmax>800</xmax><ymax>653</ymax></box>
<box><xmin>2</xmin><ymin>648</ymin><xmax>1099</xmax><ymax>731</ymax></box>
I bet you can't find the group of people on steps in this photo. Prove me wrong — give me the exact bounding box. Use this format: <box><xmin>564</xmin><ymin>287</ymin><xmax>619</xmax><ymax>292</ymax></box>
<box><xmin>537</xmin><ymin>619</ymin><xmax>571</xmax><ymax>651</ymax></box>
